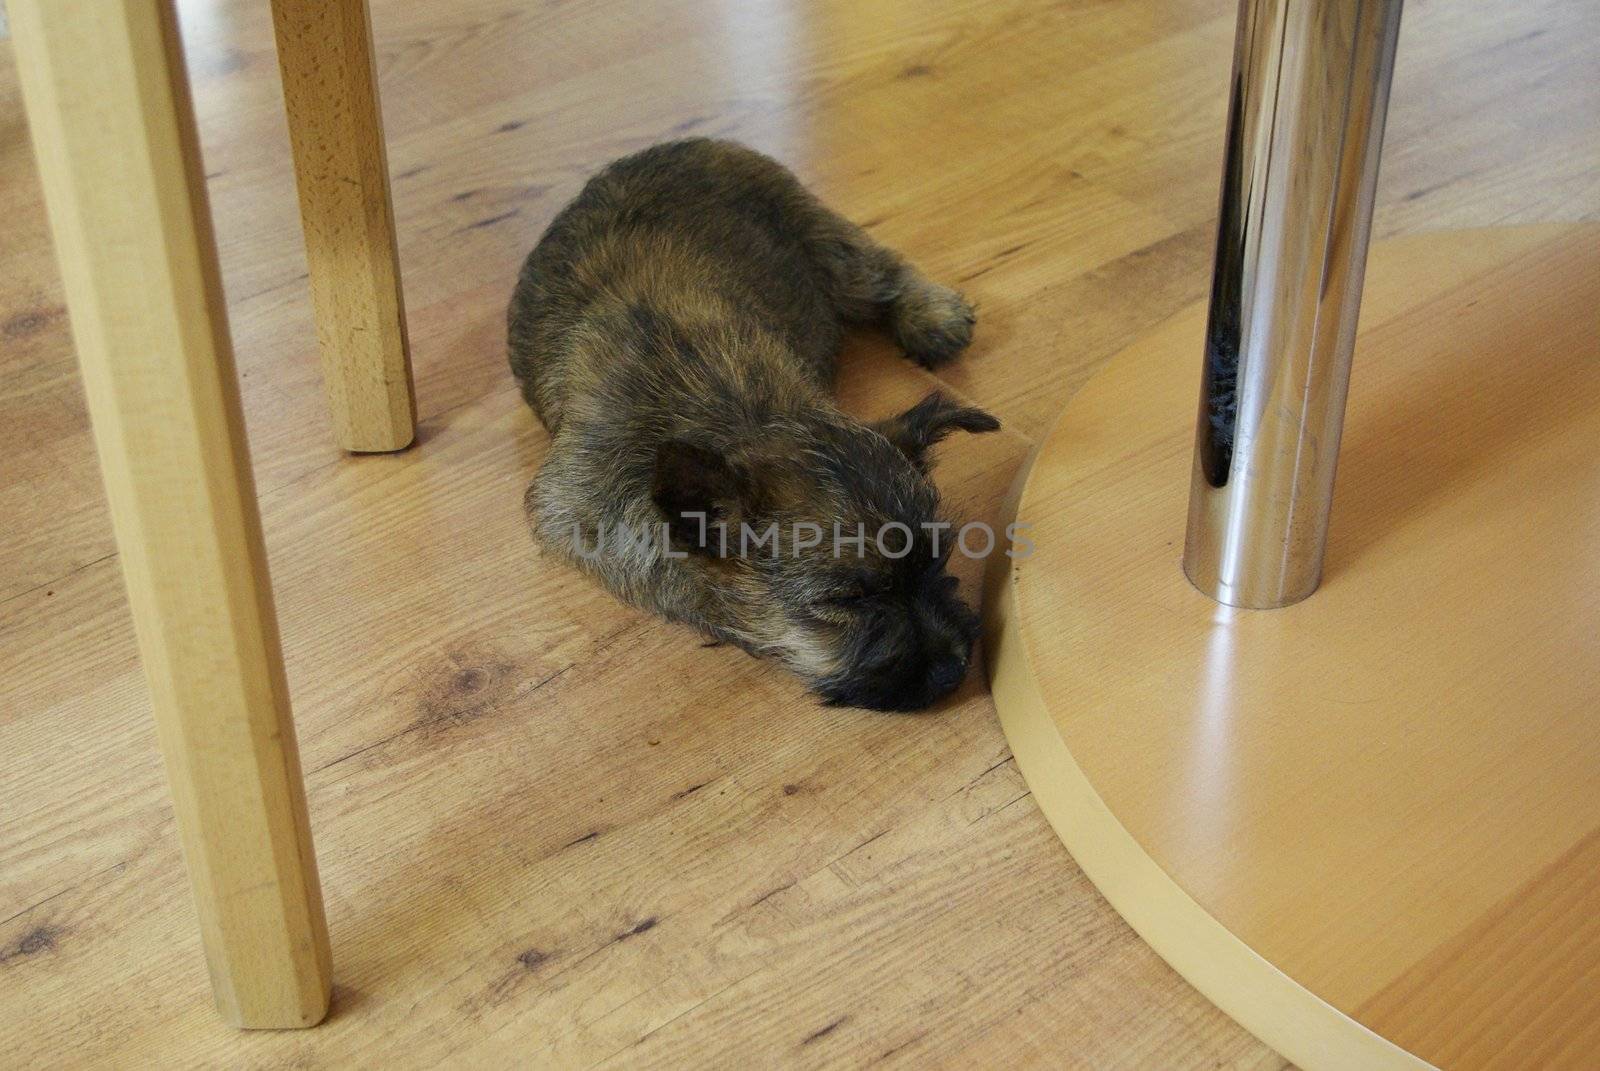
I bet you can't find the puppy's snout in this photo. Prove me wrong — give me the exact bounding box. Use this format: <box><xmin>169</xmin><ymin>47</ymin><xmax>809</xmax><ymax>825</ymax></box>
<box><xmin>927</xmin><ymin>653</ymin><xmax>968</xmax><ymax>696</ymax></box>
<box><xmin>822</xmin><ymin>647</ymin><xmax>971</xmax><ymax>712</ymax></box>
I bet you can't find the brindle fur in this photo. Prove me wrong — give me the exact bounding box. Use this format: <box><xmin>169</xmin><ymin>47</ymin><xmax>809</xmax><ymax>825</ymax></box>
<box><xmin>509</xmin><ymin>138</ymin><xmax>998</xmax><ymax>711</ymax></box>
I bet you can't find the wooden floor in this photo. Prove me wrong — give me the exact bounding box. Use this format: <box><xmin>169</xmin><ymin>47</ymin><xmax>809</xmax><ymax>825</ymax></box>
<box><xmin>1</xmin><ymin>0</ymin><xmax>1595</xmax><ymax>1067</ymax></box>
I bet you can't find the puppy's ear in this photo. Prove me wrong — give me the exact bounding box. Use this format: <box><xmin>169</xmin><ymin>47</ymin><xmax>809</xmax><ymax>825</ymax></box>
<box><xmin>652</xmin><ymin>439</ymin><xmax>748</xmax><ymax>556</ymax></box>
<box><xmin>874</xmin><ymin>391</ymin><xmax>1000</xmax><ymax>470</ymax></box>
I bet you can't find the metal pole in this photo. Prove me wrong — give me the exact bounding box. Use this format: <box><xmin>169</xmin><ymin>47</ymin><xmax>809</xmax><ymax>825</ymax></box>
<box><xmin>1184</xmin><ymin>0</ymin><xmax>1404</xmax><ymax>608</ymax></box>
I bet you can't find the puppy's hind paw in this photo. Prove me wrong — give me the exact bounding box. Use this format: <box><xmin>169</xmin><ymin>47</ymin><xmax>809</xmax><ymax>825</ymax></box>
<box><xmin>891</xmin><ymin>282</ymin><xmax>976</xmax><ymax>369</ymax></box>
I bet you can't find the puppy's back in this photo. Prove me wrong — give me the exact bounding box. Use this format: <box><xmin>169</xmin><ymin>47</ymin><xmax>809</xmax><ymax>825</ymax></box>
<box><xmin>507</xmin><ymin>139</ymin><xmax>839</xmax><ymax>431</ymax></box>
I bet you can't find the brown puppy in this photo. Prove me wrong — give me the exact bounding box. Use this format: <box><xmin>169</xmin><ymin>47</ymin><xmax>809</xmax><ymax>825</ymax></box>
<box><xmin>508</xmin><ymin>139</ymin><xmax>998</xmax><ymax>710</ymax></box>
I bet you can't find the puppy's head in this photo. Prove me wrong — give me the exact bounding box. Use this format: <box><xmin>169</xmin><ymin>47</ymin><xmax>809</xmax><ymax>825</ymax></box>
<box><xmin>652</xmin><ymin>392</ymin><xmax>999</xmax><ymax>711</ymax></box>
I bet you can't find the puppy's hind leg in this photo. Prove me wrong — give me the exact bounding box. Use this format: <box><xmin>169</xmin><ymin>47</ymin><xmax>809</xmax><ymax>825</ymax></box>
<box><xmin>807</xmin><ymin>215</ymin><xmax>977</xmax><ymax>369</ymax></box>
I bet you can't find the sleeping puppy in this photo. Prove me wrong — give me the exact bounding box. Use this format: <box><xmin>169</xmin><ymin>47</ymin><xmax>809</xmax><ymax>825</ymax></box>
<box><xmin>508</xmin><ymin>138</ymin><xmax>998</xmax><ymax>711</ymax></box>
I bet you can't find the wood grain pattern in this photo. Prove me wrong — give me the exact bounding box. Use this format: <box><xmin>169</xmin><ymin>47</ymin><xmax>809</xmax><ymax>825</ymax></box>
<box><xmin>986</xmin><ymin>223</ymin><xmax>1600</xmax><ymax>1070</ymax></box>
<box><xmin>270</xmin><ymin>0</ymin><xmax>416</xmax><ymax>452</ymax></box>
<box><xmin>6</xmin><ymin>0</ymin><xmax>330</xmax><ymax>1029</ymax></box>
<box><xmin>1</xmin><ymin>0</ymin><xmax>1597</xmax><ymax>1065</ymax></box>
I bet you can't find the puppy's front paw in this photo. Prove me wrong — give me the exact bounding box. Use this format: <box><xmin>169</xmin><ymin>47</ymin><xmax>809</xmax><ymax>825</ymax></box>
<box><xmin>891</xmin><ymin>282</ymin><xmax>976</xmax><ymax>368</ymax></box>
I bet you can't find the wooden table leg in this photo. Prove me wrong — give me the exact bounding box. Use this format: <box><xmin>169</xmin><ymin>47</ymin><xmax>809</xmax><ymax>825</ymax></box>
<box><xmin>10</xmin><ymin>0</ymin><xmax>333</xmax><ymax>1028</ymax></box>
<box><xmin>271</xmin><ymin>0</ymin><xmax>416</xmax><ymax>453</ymax></box>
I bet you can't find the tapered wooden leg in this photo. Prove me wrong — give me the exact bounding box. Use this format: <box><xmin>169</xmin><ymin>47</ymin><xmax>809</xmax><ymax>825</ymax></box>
<box><xmin>271</xmin><ymin>0</ymin><xmax>416</xmax><ymax>453</ymax></box>
<box><xmin>10</xmin><ymin>0</ymin><xmax>333</xmax><ymax>1029</ymax></box>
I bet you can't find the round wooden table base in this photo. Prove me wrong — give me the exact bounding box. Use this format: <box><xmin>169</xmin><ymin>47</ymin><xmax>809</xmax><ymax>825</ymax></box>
<box><xmin>984</xmin><ymin>224</ymin><xmax>1600</xmax><ymax>1071</ymax></box>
